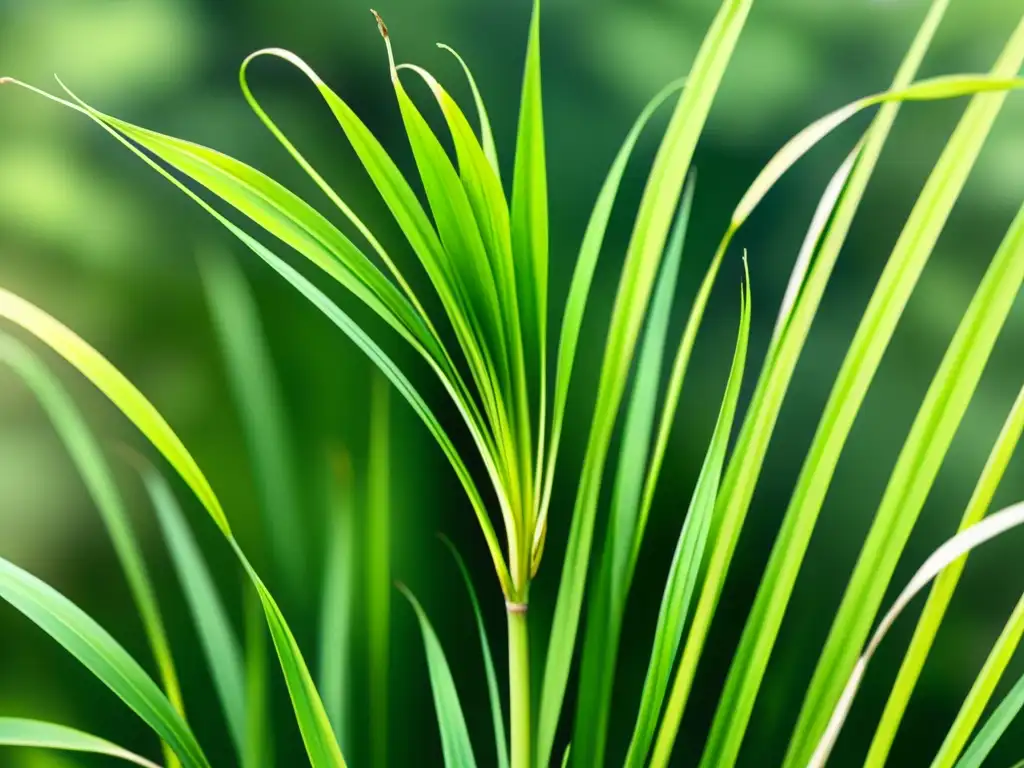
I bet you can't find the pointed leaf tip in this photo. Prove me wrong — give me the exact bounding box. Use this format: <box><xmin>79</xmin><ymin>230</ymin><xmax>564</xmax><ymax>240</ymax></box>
<box><xmin>371</xmin><ymin>9</ymin><xmax>389</xmax><ymax>39</ymax></box>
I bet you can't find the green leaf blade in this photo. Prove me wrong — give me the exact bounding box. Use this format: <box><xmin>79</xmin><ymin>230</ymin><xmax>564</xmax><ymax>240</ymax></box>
<box><xmin>399</xmin><ymin>585</ymin><xmax>479</xmax><ymax>768</ymax></box>
<box><xmin>0</xmin><ymin>556</ymin><xmax>210</xmax><ymax>768</ymax></box>
<box><xmin>535</xmin><ymin>2</ymin><xmax>754</xmax><ymax>763</ymax></box>
<box><xmin>573</xmin><ymin>175</ymin><xmax>696</xmax><ymax>768</ymax></box>
<box><xmin>0</xmin><ymin>718</ymin><xmax>162</xmax><ymax>768</ymax></box>
<box><xmin>135</xmin><ymin>460</ymin><xmax>247</xmax><ymax>761</ymax></box>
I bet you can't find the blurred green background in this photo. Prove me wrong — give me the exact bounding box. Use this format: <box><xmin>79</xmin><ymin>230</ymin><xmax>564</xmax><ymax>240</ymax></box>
<box><xmin>2</xmin><ymin>0</ymin><xmax>1024</xmax><ymax>765</ymax></box>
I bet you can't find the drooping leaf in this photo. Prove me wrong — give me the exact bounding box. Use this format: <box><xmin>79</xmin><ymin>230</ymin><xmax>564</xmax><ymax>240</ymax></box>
<box><xmin>0</xmin><ymin>81</ymin><xmax>514</xmax><ymax>598</ymax></box>
<box><xmin>0</xmin><ymin>334</ymin><xmax>185</xmax><ymax>768</ymax></box>
<box><xmin>786</xmin><ymin>25</ymin><xmax>1024</xmax><ymax>760</ymax></box>
<box><xmin>695</xmin><ymin>5</ymin><xmax>1024</xmax><ymax>763</ymax></box>
<box><xmin>0</xmin><ymin>286</ymin><xmax>345</xmax><ymax>767</ymax></box>
<box><xmin>0</xmin><ymin>556</ymin><xmax>209</xmax><ymax>768</ymax></box>
<box><xmin>0</xmin><ymin>718</ymin><xmax>161</xmax><ymax>768</ymax></box>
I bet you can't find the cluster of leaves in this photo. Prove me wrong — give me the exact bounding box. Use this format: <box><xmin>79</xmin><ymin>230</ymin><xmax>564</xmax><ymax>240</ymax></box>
<box><xmin>2</xmin><ymin>0</ymin><xmax>1024</xmax><ymax>766</ymax></box>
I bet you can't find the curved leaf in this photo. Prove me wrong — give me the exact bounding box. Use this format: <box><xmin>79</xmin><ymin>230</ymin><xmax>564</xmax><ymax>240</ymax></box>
<box><xmin>398</xmin><ymin>585</ymin><xmax>478</xmax><ymax>768</ymax></box>
<box><xmin>0</xmin><ymin>557</ymin><xmax>209</xmax><ymax>767</ymax></box>
<box><xmin>0</xmin><ymin>718</ymin><xmax>161</xmax><ymax>768</ymax></box>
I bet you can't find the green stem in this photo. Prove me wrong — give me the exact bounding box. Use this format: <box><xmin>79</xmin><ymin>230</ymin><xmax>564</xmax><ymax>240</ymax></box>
<box><xmin>508</xmin><ymin>606</ymin><xmax>531</xmax><ymax>768</ymax></box>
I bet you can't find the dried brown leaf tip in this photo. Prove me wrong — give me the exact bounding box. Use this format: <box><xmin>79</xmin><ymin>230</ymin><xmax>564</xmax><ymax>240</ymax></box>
<box><xmin>0</xmin><ymin>77</ymin><xmax>12</xmax><ymax>86</ymax></box>
<box><xmin>370</xmin><ymin>9</ymin><xmax>389</xmax><ymax>40</ymax></box>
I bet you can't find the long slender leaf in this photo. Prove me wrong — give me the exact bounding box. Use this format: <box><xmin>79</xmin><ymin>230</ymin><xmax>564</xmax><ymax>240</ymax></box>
<box><xmin>786</xmin><ymin>21</ymin><xmax>1024</xmax><ymax>763</ymax></box>
<box><xmin>0</xmin><ymin>718</ymin><xmax>161</xmax><ymax>768</ymax></box>
<box><xmin>0</xmin><ymin>80</ymin><xmax>514</xmax><ymax>597</ymax></box>
<box><xmin>0</xmin><ymin>286</ymin><xmax>230</xmax><ymax>537</ymax></box>
<box><xmin>694</xmin><ymin>2</ymin><xmax>1020</xmax><ymax>761</ymax></box>
<box><xmin>511</xmin><ymin>0</ymin><xmax>548</xmax><ymax>541</ymax></box>
<box><xmin>134</xmin><ymin>459</ymin><xmax>247</xmax><ymax>761</ymax></box>
<box><xmin>534</xmin><ymin>2</ymin><xmax>754</xmax><ymax>762</ymax></box>
<box><xmin>437</xmin><ymin>43</ymin><xmax>500</xmax><ymax>179</ymax></box>
<box><xmin>935</xmin><ymin>589</ymin><xmax>1024</xmax><ymax>768</ymax></box>
<box><xmin>573</xmin><ymin>175</ymin><xmax>695</xmax><ymax>767</ymax></box>
<box><xmin>533</xmin><ymin>77</ymin><xmax>685</xmax><ymax>569</ymax></box>
<box><xmin>440</xmin><ymin>535</ymin><xmax>509</xmax><ymax>768</ymax></box>
<box><xmin>367</xmin><ymin>373</ymin><xmax>391</xmax><ymax>768</ymax></box>
<box><xmin>630</xmin><ymin>264</ymin><xmax>751</xmax><ymax>768</ymax></box>
<box><xmin>0</xmin><ymin>335</ymin><xmax>185</xmax><ymax>768</ymax></box>
<box><xmin>0</xmin><ymin>286</ymin><xmax>345</xmax><ymax>767</ymax></box>
<box><xmin>320</xmin><ymin>448</ymin><xmax>355</xmax><ymax>749</ymax></box>
<box><xmin>808</xmin><ymin>501</ymin><xmax>1024</xmax><ymax>768</ymax></box>
<box><xmin>398</xmin><ymin>585</ymin><xmax>478</xmax><ymax>768</ymax></box>
<box><xmin>954</xmin><ymin>652</ymin><xmax>1024</xmax><ymax>768</ymax></box>
<box><xmin>869</xmin><ymin>377</ymin><xmax>1024</xmax><ymax>765</ymax></box>
<box><xmin>238</xmin><ymin>46</ymin><xmax>507</xmax><ymax>474</ymax></box>
<box><xmin>0</xmin><ymin>556</ymin><xmax>209</xmax><ymax>768</ymax></box>
<box><xmin>199</xmin><ymin>247</ymin><xmax>305</xmax><ymax>602</ymax></box>
<box><xmin>244</xmin><ymin>581</ymin><xmax>271</xmax><ymax>768</ymax></box>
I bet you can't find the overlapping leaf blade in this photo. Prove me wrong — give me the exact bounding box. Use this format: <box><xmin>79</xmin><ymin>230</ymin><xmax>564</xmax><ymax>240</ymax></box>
<box><xmin>136</xmin><ymin>460</ymin><xmax>247</xmax><ymax>761</ymax></box>
<box><xmin>199</xmin><ymin>248</ymin><xmax>306</xmax><ymax>602</ymax></box>
<box><xmin>808</xmin><ymin>501</ymin><xmax>1024</xmax><ymax>767</ymax></box>
<box><xmin>934</xmin><ymin>589</ymin><xmax>1024</xmax><ymax>768</ymax></box>
<box><xmin>0</xmin><ymin>556</ymin><xmax>210</xmax><ymax>768</ymax></box>
<box><xmin>0</xmin><ymin>286</ymin><xmax>344</xmax><ymax>767</ymax></box>
<box><xmin>573</xmin><ymin>175</ymin><xmax>695</xmax><ymax>767</ymax></box>
<box><xmin>868</xmin><ymin>379</ymin><xmax>1024</xmax><ymax>763</ymax></box>
<box><xmin>0</xmin><ymin>335</ymin><xmax>185</xmax><ymax>768</ymax></box>
<box><xmin>785</xmin><ymin>19</ymin><xmax>1024</xmax><ymax>764</ymax></box>
<box><xmin>630</xmin><ymin>264</ymin><xmax>751</xmax><ymax>768</ymax></box>
<box><xmin>534</xmin><ymin>3</ymin><xmax>754</xmax><ymax>762</ymax></box>
<box><xmin>534</xmin><ymin>77</ymin><xmax>684</xmax><ymax>567</ymax></box>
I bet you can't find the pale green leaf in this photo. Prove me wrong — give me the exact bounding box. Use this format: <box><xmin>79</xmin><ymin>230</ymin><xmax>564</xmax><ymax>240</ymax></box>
<box><xmin>786</xmin><ymin>24</ymin><xmax>1024</xmax><ymax>762</ymax></box>
<box><xmin>869</xmin><ymin>378</ymin><xmax>1024</xmax><ymax>764</ymax></box>
<box><xmin>808</xmin><ymin>501</ymin><xmax>1024</xmax><ymax>768</ymax></box>
<box><xmin>0</xmin><ymin>718</ymin><xmax>161</xmax><ymax>768</ymax></box>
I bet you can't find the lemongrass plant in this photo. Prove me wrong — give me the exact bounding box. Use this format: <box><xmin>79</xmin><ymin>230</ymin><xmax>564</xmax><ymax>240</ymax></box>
<box><xmin>3</xmin><ymin>0</ymin><xmax>1024</xmax><ymax>765</ymax></box>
